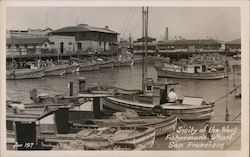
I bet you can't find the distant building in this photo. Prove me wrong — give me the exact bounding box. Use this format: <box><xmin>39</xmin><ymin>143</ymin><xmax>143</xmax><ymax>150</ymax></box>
<box><xmin>6</xmin><ymin>37</ymin><xmax>52</xmax><ymax>56</ymax></box>
<box><xmin>50</xmin><ymin>24</ymin><xmax>119</xmax><ymax>53</ymax></box>
<box><xmin>225</xmin><ymin>39</ymin><xmax>241</xmax><ymax>52</ymax></box>
<box><xmin>7</xmin><ymin>27</ymin><xmax>53</xmax><ymax>38</ymax></box>
<box><xmin>157</xmin><ymin>39</ymin><xmax>221</xmax><ymax>52</ymax></box>
<box><xmin>133</xmin><ymin>36</ymin><xmax>157</xmax><ymax>53</ymax></box>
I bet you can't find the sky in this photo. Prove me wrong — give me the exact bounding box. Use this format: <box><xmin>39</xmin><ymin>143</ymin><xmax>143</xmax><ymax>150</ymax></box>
<box><xmin>6</xmin><ymin>7</ymin><xmax>241</xmax><ymax>41</ymax></box>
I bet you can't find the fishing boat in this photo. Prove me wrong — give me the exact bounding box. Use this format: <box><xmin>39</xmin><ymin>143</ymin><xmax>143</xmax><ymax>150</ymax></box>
<box><xmin>79</xmin><ymin>62</ymin><xmax>100</xmax><ymax>72</ymax></box>
<box><xmin>93</xmin><ymin>111</ymin><xmax>177</xmax><ymax>136</ymax></box>
<box><xmin>6</xmin><ymin>60</ymin><xmax>44</xmax><ymax>80</ymax></box>
<box><xmin>97</xmin><ymin>58</ymin><xmax>114</xmax><ymax>68</ymax></box>
<box><xmin>154</xmin><ymin>62</ymin><xmax>228</xmax><ymax>80</ymax></box>
<box><xmin>6</xmin><ymin>68</ymin><xmax>44</xmax><ymax>80</ymax></box>
<box><xmin>98</xmin><ymin>77</ymin><xmax>214</xmax><ymax>121</ymax></box>
<box><xmin>65</xmin><ymin>64</ymin><xmax>80</xmax><ymax>73</ymax></box>
<box><xmin>41</xmin><ymin>125</ymin><xmax>155</xmax><ymax>150</ymax></box>
<box><xmin>59</xmin><ymin>60</ymin><xmax>79</xmax><ymax>74</ymax></box>
<box><xmin>43</xmin><ymin>63</ymin><xmax>66</xmax><ymax>76</ymax></box>
<box><xmin>101</xmin><ymin>7</ymin><xmax>215</xmax><ymax>120</ymax></box>
<box><xmin>101</xmin><ymin>89</ymin><xmax>215</xmax><ymax>120</ymax></box>
<box><xmin>114</xmin><ymin>52</ymin><xmax>134</xmax><ymax>67</ymax></box>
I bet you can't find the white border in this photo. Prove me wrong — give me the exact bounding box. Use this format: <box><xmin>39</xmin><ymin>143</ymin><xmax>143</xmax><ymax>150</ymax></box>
<box><xmin>0</xmin><ymin>1</ymin><xmax>249</xmax><ymax>157</ymax></box>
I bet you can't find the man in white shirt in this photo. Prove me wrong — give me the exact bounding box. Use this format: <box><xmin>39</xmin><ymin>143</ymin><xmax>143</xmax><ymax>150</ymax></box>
<box><xmin>168</xmin><ymin>88</ymin><xmax>178</xmax><ymax>103</ymax></box>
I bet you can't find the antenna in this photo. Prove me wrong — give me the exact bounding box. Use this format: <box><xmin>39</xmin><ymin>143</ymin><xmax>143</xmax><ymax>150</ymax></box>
<box><xmin>45</xmin><ymin>12</ymin><xmax>48</xmax><ymax>28</ymax></box>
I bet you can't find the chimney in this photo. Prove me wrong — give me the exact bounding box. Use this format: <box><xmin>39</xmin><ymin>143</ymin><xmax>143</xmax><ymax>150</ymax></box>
<box><xmin>105</xmin><ymin>26</ymin><xmax>109</xmax><ymax>30</ymax></box>
<box><xmin>164</xmin><ymin>27</ymin><xmax>169</xmax><ymax>40</ymax></box>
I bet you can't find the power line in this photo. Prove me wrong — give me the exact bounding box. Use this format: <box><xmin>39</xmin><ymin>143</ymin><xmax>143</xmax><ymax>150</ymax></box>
<box><xmin>120</xmin><ymin>7</ymin><xmax>132</xmax><ymax>39</ymax></box>
<box><xmin>122</xmin><ymin>7</ymin><xmax>136</xmax><ymax>39</ymax></box>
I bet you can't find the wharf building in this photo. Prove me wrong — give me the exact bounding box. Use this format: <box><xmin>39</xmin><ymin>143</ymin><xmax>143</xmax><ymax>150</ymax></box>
<box><xmin>50</xmin><ymin>24</ymin><xmax>119</xmax><ymax>54</ymax></box>
<box><xmin>157</xmin><ymin>39</ymin><xmax>222</xmax><ymax>53</ymax></box>
<box><xmin>225</xmin><ymin>39</ymin><xmax>241</xmax><ymax>52</ymax></box>
<box><xmin>6</xmin><ymin>28</ymin><xmax>53</xmax><ymax>38</ymax></box>
<box><xmin>132</xmin><ymin>38</ymin><xmax>222</xmax><ymax>54</ymax></box>
<box><xmin>133</xmin><ymin>36</ymin><xmax>157</xmax><ymax>53</ymax></box>
<box><xmin>6</xmin><ymin>37</ymin><xmax>52</xmax><ymax>56</ymax></box>
<box><xmin>6</xmin><ymin>24</ymin><xmax>119</xmax><ymax>61</ymax></box>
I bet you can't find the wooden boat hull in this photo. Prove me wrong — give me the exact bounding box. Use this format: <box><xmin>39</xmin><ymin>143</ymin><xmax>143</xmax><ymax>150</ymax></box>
<box><xmin>94</xmin><ymin>115</ymin><xmax>177</xmax><ymax>137</ymax></box>
<box><xmin>40</xmin><ymin>126</ymin><xmax>155</xmax><ymax>150</ymax></box>
<box><xmin>6</xmin><ymin>69</ymin><xmax>44</xmax><ymax>80</ymax></box>
<box><xmin>65</xmin><ymin>64</ymin><xmax>80</xmax><ymax>73</ymax></box>
<box><xmin>79</xmin><ymin>63</ymin><xmax>99</xmax><ymax>72</ymax></box>
<box><xmin>139</xmin><ymin>115</ymin><xmax>177</xmax><ymax>136</ymax></box>
<box><xmin>98</xmin><ymin>61</ymin><xmax>114</xmax><ymax>68</ymax></box>
<box><xmin>102</xmin><ymin>97</ymin><xmax>215</xmax><ymax>120</ymax></box>
<box><xmin>155</xmin><ymin>66</ymin><xmax>228</xmax><ymax>80</ymax></box>
<box><xmin>44</xmin><ymin>65</ymin><xmax>66</xmax><ymax>76</ymax></box>
<box><xmin>45</xmin><ymin>69</ymin><xmax>65</xmax><ymax>76</ymax></box>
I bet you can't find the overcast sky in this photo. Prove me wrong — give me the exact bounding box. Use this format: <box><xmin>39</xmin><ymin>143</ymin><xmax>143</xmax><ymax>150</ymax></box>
<box><xmin>6</xmin><ymin>7</ymin><xmax>240</xmax><ymax>41</ymax></box>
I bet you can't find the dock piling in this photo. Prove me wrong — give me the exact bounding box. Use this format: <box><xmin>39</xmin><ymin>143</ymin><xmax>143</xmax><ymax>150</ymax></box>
<box><xmin>69</xmin><ymin>82</ymin><xmax>73</xmax><ymax>96</ymax></box>
<box><xmin>30</xmin><ymin>88</ymin><xmax>38</xmax><ymax>102</ymax></box>
<box><xmin>78</xmin><ymin>77</ymin><xmax>87</xmax><ymax>93</ymax></box>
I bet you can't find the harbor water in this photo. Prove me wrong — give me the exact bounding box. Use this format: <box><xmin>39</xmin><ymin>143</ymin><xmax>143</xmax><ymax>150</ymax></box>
<box><xmin>6</xmin><ymin>62</ymin><xmax>241</xmax><ymax>150</ymax></box>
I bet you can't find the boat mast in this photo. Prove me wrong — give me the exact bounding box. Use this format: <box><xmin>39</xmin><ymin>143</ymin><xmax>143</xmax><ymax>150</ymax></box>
<box><xmin>145</xmin><ymin>7</ymin><xmax>148</xmax><ymax>79</ymax></box>
<box><xmin>142</xmin><ymin>7</ymin><xmax>145</xmax><ymax>92</ymax></box>
<box><xmin>141</xmin><ymin>6</ymin><xmax>149</xmax><ymax>92</ymax></box>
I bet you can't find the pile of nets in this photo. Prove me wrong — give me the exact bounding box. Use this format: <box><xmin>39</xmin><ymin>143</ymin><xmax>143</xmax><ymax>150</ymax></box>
<box><xmin>113</xmin><ymin>109</ymin><xmax>139</xmax><ymax>120</ymax></box>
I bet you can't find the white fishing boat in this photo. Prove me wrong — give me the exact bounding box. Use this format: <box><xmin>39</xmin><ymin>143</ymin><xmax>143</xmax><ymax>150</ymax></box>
<box><xmin>44</xmin><ymin>63</ymin><xmax>66</xmax><ymax>76</ymax></box>
<box><xmin>79</xmin><ymin>62</ymin><xmax>100</xmax><ymax>72</ymax></box>
<box><xmin>97</xmin><ymin>59</ymin><xmax>114</xmax><ymax>68</ymax></box>
<box><xmin>154</xmin><ymin>63</ymin><xmax>228</xmax><ymax>80</ymax></box>
<box><xmin>102</xmin><ymin>91</ymin><xmax>215</xmax><ymax>120</ymax></box>
<box><xmin>6</xmin><ymin>68</ymin><xmax>44</xmax><ymax>80</ymax></box>
<box><xmin>65</xmin><ymin>63</ymin><xmax>80</xmax><ymax>73</ymax></box>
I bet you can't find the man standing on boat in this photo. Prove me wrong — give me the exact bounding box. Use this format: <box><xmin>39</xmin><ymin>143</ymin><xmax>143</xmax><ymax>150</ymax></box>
<box><xmin>168</xmin><ymin>88</ymin><xmax>178</xmax><ymax>103</ymax></box>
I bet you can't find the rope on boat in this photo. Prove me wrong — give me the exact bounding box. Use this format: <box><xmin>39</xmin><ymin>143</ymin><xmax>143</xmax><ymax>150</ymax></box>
<box><xmin>212</xmin><ymin>85</ymin><xmax>241</xmax><ymax>104</ymax></box>
<box><xmin>177</xmin><ymin>118</ymin><xmax>191</xmax><ymax>127</ymax></box>
<box><xmin>232</xmin><ymin>113</ymin><xmax>241</xmax><ymax>121</ymax></box>
<box><xmin>223</xmin><ymin>135</ymin><xmax>241</xmax><ymax>150</ymax></box>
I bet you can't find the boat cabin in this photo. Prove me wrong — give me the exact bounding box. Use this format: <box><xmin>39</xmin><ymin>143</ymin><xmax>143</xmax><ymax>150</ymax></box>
<box><xmin>139</xmin><ymin>78</ymin><xmax>177</xmax><ymax>105</ymax></box>
<box><xmin>165</xmin><ymin>63</ymin><xmax>207</xmax><ymax>73</ymax></box>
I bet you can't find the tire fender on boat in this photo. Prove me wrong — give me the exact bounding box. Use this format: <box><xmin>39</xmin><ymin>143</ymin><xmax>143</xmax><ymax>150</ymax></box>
<box><xmin>152</xmin><ymin>105</ymin><xmax>164</xmax><ymax>114</ymax></box>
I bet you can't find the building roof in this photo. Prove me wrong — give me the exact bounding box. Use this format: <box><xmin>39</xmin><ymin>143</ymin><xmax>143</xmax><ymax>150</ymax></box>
<box><xmin>158</xmin><ymin>39</ymin><xmax>220</xmax><ymax>45</ymax></box>
<box><xmin>136</xmin><ymin>36</ymin><xmax>156</xmax><ymax>42</ymax></box>
<box><xmin>226</xmin><ymin>39</ymin><xmax>241</xmax><ymax>45</ymax></box>
<box><xmin>6</xmin><ymin>37</ymin><xmax>51</xmax><ymax>46</ymax></box>
<box><xmin>52</xmin><ymin>24</ymin><xmax>119</xmax><ymax>34</ymax></box>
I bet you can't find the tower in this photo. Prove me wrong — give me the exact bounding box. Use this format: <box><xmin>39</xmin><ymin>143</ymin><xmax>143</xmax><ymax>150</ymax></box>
<box><xmin>164</xmin><ymin>27</ymin><xmax>169</xmax><ymax>40</ymax></box>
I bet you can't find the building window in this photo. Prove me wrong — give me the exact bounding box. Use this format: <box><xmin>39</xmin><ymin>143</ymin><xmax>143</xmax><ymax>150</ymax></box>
<box><xmin>7</xmin><ymin>44</ymin><xmax>11</xmax><ymax>49</ymax></box>
<box><xmin>146</xmin><ymin>85</ymin><xmax>152</xmax><ymax>91</ymax></box>
<box><xmin>69</xmin><ymin>42</ymin><xmax>72</xmax><ymax>45</ymax></box>
<box><xmin>51</xmin><ymin>42</ymin><xmax>55</xmax><ymax>45</ymax></box>
<box><xmin>15</xmin><ymin>44</ymin><xmax>19</xmax><ymax>48</ymax></box>
<box><xmin>24</xmin><ymin>44</ymin><xmax>28</xmax><ymax>48</ymax></box>
<box><xmin>44</xmin><ymin>43</ymin><xmax>48</xmax><ymax>47</ymax></box>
